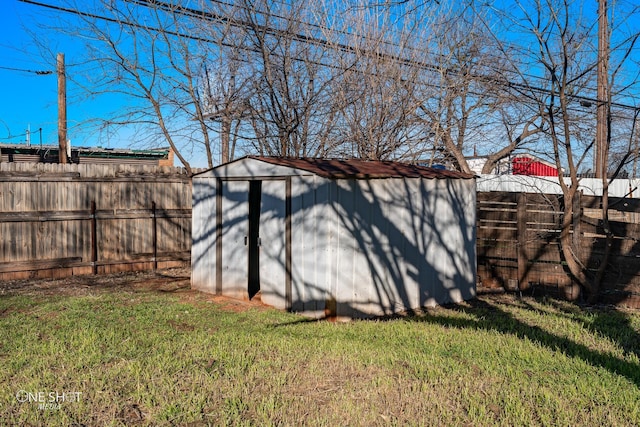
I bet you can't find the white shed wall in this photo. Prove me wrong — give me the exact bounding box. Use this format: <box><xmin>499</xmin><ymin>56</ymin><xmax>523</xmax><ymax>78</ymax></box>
<box><xmin>288</xmin><ymin>175</ymin><xmax>476</xmax><ymax>318</ymax></box>
<box><xmin>192</xmin><ymin>158</ymin><xmax>477</xmax><ymax>318</ymax></box>
<box><xmin>289</xmin><ymin>175</ymin><xmax>332</xmax><ymax>316</ymax></box>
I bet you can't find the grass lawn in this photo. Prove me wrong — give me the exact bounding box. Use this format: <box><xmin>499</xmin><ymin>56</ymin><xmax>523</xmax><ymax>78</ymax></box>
<box><xmin>1</xmin><ymin>269</ymin><xmax>639</xmax><ymax>426</ymax></box>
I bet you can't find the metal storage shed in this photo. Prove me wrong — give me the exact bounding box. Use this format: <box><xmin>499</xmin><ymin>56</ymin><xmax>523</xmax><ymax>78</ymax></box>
<box><xmin>192</xmin><ymin>156</ymin><xmax>477</xmax><ymax>318</ymax></box>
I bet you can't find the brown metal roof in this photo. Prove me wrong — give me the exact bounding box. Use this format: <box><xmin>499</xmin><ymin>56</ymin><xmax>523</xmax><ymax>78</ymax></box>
<box><xmin>248</xmin><ymin>156</ymin><xmax>475</xmax><ymax>179</ymax></box>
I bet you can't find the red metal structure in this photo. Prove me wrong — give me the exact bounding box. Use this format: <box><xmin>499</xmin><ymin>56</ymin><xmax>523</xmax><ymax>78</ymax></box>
<box><xmin>511</xmin><ymin>155</ymin><xmax>558</xmax><ymax>176</ymax></box>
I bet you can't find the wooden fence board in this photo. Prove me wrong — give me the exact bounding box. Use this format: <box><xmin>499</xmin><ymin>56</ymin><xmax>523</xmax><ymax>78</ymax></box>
<box><xmin>478</xmin><ymin>192</ymin><xmax>518</xmax><ymax>204</ymax></box>
<box><xmin>478</xmin><ymin>189</ymin><xmax>640</xmax><ymax>304</ymax></box>
<box><xmin>477</xmin><ymin>208</ymin><xmax>518</xmax><ymax>221</ymax></box>
<box><xmin>0</xmin><ymin>163</ymin><xmax>192</xmax><ymax>279</ymax></box>
<box><xmin>477</xmin><ymin>226</ymin><xmax>518</xmax><ymax>240</ymax></box>
<box><xmin>8</xmin><ymin>167</ymin><xmax>640</xmax><ymax>306</ymax></box>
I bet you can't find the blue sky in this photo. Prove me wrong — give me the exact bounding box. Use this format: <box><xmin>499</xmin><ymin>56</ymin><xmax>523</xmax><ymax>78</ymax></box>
<box><xmin>0</xmin><ymin>0</ymin><xmax>171</xmax><ymax>162</ymax></box>
<box><xmin>1</xmin><ymin>1</ymin><xmax>62</xmax><ymax>147</ymax></box>
<box><xmin>3</xmin><ymin>0</ymin><xmax>640</xmax><ymax>169</ymax></box>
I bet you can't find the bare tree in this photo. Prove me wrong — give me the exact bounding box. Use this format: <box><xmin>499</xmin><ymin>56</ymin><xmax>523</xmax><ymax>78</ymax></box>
<box><xmin>327</xmin><ymin>2</ymin><xmax>432</xmax><ymax>160</ymax></box>
<box><xmin>34</xmin><ymin>0</ymin><xmax>632</xmax><ymax>186</ymax></box>
<box><xmin>23</xmin><ymin>0</ymin><xmax>460</xmax><ymax>167</ymax></box>
<box><xmin>195</xmin><ymin>3</ymin><xmax>255</xmax><ymax>165</ymax></box>
<box><xmin>487</xmin><ymin>0</ymin><xmax>640</xmax><ymax>301</ymax></box>
<box><xmin>25</xmin><ymin>0</ymin><xmax>338</xmax><ymax>167</ymax></box>
<box><xmin>24</xmin><ymin>0</ymin><xmax>490</xmax><ymax>168</ymax></box>
<box><xmin>26</xmin><ymin>0</ymin><xmax>237</xmax><ymax>173</ymax></box>
<box><xmin>408</xmin><ymin>5</ymin><xmax>520</xmax><ymax>173</ymax></box>
<box><xmin>230</xmin><ymin>0</ymin><xmax>342</xmax><ymax>158</ymax></box>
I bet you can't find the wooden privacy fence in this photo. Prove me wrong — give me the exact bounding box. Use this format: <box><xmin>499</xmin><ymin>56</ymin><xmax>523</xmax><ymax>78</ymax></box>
<box><xmin>0</xmin><ymin>163</ymin><xmax>192</xmax><ymax>280</ymax></box>
<box><xmin>477</xmin><ymin>191</ymin><xmax>640</xmax><ymax>307</ymax></box>
<box><xmin>6</xmin><ymin>161</ymin><xmax>640</xmax><ymax>310</ymax></box>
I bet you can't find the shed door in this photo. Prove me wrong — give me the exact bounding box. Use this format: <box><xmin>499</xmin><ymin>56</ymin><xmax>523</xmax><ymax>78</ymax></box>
<box><xmin>220</xmin><ymin>179</ymin><xmax>287</xmax><ymax>305</ymax></box>
<box><xmin>258</xmin><ymin>180</ymin><xmax>287</xmax><ymax>309</ymax></box>
<box><xmin>247</xmin><ymin>181</ymin><xmax>262</xmax><ymax>299</ymax></box>
<box><xmin>221</xmin><ymin>180</ymin><xmax>249</xmax><ymax>299</ymax></box>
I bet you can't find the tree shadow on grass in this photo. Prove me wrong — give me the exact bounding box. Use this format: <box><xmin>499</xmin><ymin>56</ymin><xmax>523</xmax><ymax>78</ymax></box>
<box><xmin>272</xmin><ymin>295</ymin><xmax>640</xmax><ymax>387</ymax></box>
<box><xmin>542</xmin><ymin>298</ymin><xmax>640</xmax><ymax>363</ymax></box>
<box><xmin>409</xmin><ymin>296</ymin><xmax>640</xmax><ymax>387</ymax></box>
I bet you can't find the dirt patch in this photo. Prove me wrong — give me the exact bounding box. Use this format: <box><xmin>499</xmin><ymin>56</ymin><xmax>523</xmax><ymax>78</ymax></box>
<box><xmin>0</xmin><ymin>268</ymin><xmax>271</xmax><ymax>312</ymax></box>
<box><xmin>0</xmin><ymin>268</ymin><xmax>191</xmax><ymax>297</ymax></box>
<box><xmin>206</xmin><ymin>293</ymin><xmax>273</xmax><ymax>312</ymax></box>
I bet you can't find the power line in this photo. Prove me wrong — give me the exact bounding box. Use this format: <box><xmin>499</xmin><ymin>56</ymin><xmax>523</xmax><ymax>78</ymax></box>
<box><xmin>19</xmin><ymin>0</ymin><xmax>218</xmax><ymax>44</ymax></box>
<box><xmin>114</xmin><ymin>0</ymin><xmax>640</xmax><ymax>111</ymax></box>
<box><xmin>0</xmin><ymin>65</ymin><xmax>53</xmax><ymax>75</ymax></box>
<box><xmin>2</xmin><ymin>132</ymin><xmax>29</xmax><ymax>140</ymax></box>
<box><xmin>125</xmin><ymin>0</ymin><xmax>640</xmax><ymax>111</ymax></box>
<box><xmin>20</xmin><ymin>0</ymin><xmax>640</xmax><ymax>112</ymax></box>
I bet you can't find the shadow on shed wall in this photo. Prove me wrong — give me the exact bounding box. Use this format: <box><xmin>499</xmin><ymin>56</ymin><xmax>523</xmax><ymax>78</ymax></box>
<box><xmin>192</xmin><ymin>172</ymin><xmax>476</xmax><ymax>318</ymax></box>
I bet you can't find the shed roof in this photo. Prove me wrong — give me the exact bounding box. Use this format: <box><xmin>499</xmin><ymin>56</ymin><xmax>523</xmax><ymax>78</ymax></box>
<box><xmin>244</xmin><ymin>156</ymin><xmax>475</xmax><ymax>179</ymax></box>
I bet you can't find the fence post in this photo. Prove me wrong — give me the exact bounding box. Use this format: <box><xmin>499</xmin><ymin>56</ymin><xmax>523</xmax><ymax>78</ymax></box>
<box><xmin>517</xmin><ymin>192</ymin><xmax>528</xmax><ymax>289</ymax></box>
<box><xmin>91</xmin><ymin>200</ymin><xmax>97</xmax><ymax>275</ymax></box>
<box><xmin>572</xmin><ymin>191</ymin><xmax>582</xmax><ymax>257</ymax></box>
<box><xmin>152</xmin><ymin>201</ymin><xmax>157</xmax><ymax>271</ymax></box>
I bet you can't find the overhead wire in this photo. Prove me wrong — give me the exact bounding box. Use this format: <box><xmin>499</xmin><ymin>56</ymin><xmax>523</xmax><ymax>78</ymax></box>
<box><xmin>0</xmin><ymin>65</ymin><xmax>53</xmax><ymax>74</ymax></box>
<box><xmin>18</xmin><ymin>0</ymin><xmax>640</xmax><ymax>112</ymax></box>
<box><xmin>111</xmin><ymin>0</ymin><xmax>640</xmax><ymax>110</ymax></box>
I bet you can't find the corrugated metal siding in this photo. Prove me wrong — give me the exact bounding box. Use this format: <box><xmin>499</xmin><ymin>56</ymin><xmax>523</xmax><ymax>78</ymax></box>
<box><xmin>477</xmin><ymin>175</ymin><xmax>640</xmax><ymax>197</ymax></box>
<box><xmin>191</xmin><ymin>177</ymin><xmax>218</xmax><ymax>293</ymax></box>
<box><xmin>0</xmin><ymin>155</ymin><xmax>165</xmax><ymax>166</ymax></box>
<box><xmin>512</xmin><ymin>157</ymin><xmax>558</xmax><ymax>176</ymax></box>
<box><xmin>192</xmin><ymin>157</ymin><xmax>477</xmax><ymax>318</ymax></box>
<box><xmin>78</xmin><ymin>157</ymin><xmax>161</xmax><ymax>166</ymax></box>
<box><xmin>0</xmin><ymin>144</ymin><xmax>170</xmax><ymax>166</ymax></box>
<box><xmin>0</xmin><ymin>154</ymin><xmax>41</xmax><ymax>163</ymax></box>
<box><xmin>287</xmin><ymin>176</ymin><xmax>477</xmax><ymax>317</ymax></box>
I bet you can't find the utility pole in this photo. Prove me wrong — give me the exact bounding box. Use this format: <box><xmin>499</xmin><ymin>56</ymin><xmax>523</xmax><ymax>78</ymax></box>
<box><xmin>218</xmin><ymin>73</ymin><xmax>235</xmax><ymax>165</ymax></box>
<box><xmin>220</xmin><ymin>116</ymin><xmax>230</xmax><ymax>164</ymax></box>
<box><xmin>57</xmin><ymin>52</ymin><xmax>68</xmax><ymax>164</ymax></box>
<box><xmin>204</xmin><ymin>71</ymin><xmax>236</xmax><ymax>165</ymax></box>
<box><xmin>595</xmin><ymin>0</ymin><xmax>609</xmax><ymax>178</ymax></box>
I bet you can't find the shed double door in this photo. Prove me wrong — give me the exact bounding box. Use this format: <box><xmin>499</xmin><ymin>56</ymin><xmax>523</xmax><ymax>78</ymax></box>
<box><xmin>220</xmin><ymin>179</ymin><xmax>287</xmax><ymax>308</ymax></box>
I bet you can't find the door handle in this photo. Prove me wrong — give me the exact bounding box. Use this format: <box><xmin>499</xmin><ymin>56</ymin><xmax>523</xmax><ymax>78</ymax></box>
<box><xmin>244</xmin><ymin>236</ymin><xmax>261</xmax><ymax>246</ymax></box>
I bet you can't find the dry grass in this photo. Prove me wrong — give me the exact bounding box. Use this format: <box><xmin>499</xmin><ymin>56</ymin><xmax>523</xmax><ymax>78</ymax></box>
<box><xmin>1</xmin><ymin>269</ymin><xmax>639</xmax><ymax>426</ymax></box>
